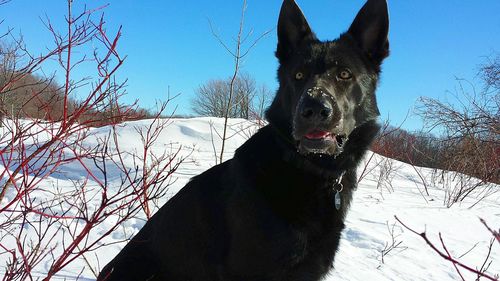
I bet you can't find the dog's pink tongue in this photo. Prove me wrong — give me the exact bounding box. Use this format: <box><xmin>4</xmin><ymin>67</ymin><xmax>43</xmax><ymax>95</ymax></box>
<box><xmin>305</xmin><ymin>130</ymin><xmax>330</xmax><ymax>140</ymax></box>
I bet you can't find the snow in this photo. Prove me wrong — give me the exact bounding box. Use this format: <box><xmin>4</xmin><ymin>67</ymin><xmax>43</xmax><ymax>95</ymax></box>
<box><xmin>0</xmin><ymin>117</ymin><xmax>498</xmax><ymax>280</ymax></box>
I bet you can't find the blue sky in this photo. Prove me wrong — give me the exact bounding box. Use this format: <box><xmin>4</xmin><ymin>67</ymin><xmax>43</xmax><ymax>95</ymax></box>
<box><xmin>1</xmin><ymin>0</ymin><xmax>499</xmax><ymax>130</ymax></box>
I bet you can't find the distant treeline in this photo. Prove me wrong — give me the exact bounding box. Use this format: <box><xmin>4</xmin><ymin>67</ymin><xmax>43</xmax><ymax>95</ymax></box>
<box><xmin>374</xmin><ymin>55</ymin><xmax>499</xmax><ymax>185</ymax></box>
<box><xmin>0</xmin><ymin>71</ymin><xmax>154</xmax><ymax>127</ymax></box>
<box><xmin>372</xmin><ymin>126</ymin><xmax>499</xmax><ymax>184</ymax></box>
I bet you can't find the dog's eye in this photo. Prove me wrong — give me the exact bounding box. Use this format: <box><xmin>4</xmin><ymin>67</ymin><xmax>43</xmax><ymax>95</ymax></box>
<box><xmin>295</xmin><ymin>72</ymin><xmax>304</xmax><ymax>80</ymax></box>
<box><xmin>338</xmin><ymin>69</ymin><xmax>352</xmax><ymax>80</ymax></box>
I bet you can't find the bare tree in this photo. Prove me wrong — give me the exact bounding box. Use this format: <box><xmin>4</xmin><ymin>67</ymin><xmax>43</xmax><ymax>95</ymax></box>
<box><xmin>191</xmin><ymin>72</ymin><xmax>266</xmax><ymax>119</ymax></box>
<box><xmin>253</xmin><ymin>83</ymin><xmax>273</xmax><ymax>121</ymax></box>
<box><xmin>0</xmin><ymin>42</ymin><xmax>15</xmax><ymax>125</ymax></box>
<box><xmin>415</xmin><ymin>56</ymin><xmax>499</xmax><ymax>204</ymax></box>
<box><xmin>0</xmin><ymin>40</ymin><xmax>61</xmax><ymax>125</ymax></box>
<box><xmin>206</xmin><ymin>0</ymin><xmax>271</xmax><ymax>163</ymax></box>
<box><xmin>192</xmin><ymin>79</ymin><xmax>228</xmax><ymax>118</ymax></box>
<box><xmin>233</xmin><ymin>72</ymin><xmax>256</xmax><ymax>119</ymax></box>
<box><xmin>480</xmin><ymin>54</ymin><xmax>500</xmax><ymax>91</ymax></box>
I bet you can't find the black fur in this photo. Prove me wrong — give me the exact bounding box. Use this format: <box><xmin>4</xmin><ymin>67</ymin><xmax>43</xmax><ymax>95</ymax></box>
<box><xmin>98</xmin><ymin>0</ymin><xmax>389</xmax><ymax>280</ymax></box>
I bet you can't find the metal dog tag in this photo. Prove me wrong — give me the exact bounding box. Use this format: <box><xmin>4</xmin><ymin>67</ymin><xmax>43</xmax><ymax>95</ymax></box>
<box><xmin>334</xmin><ymin>191</ymin><xmax>341</xmax><ymax>210</ymax></box>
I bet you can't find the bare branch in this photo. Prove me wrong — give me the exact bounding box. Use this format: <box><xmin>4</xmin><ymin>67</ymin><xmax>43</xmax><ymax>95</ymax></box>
<box><xmin>395</xmin><ymin>216</ymin><xmax>499</xmax><ymax>281</ymax></box>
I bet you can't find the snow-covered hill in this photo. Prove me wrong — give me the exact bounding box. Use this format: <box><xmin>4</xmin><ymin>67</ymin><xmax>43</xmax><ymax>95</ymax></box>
<box><xmin>1</xmin><ymin>118</ymin><xmax>498</xmax><ymax>280</ymax></box>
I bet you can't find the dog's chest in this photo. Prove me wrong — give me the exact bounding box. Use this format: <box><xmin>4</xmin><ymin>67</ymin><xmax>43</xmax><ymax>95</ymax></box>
<box><xmin>225</xmin><ymin>182</ymin><xmax>345</xmax><ymax>276</ymax></box>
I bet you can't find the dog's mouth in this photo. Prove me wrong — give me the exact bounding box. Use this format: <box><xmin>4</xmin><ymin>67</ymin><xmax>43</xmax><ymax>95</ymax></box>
<box><xmin>297</xmin><ymin>129</ymin><xmax>348</xmax><ymax>156</ymax></box>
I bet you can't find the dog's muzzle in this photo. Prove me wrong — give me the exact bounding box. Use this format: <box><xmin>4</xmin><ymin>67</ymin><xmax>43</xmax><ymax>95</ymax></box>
<box><xmin>293</xmin><ymin>87</ymin><xmax>347</xmax><ymax>155</ymax></box>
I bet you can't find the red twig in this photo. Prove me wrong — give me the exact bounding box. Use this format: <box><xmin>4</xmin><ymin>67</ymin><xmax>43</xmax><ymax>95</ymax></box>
<box><xmin>0</xmin><ymin>0</ymin><xmax>189</xmax><ymax>279</ymax></box>
<box><xmin>395</xmin><ymin>216</ymin><xmax>499</xmax><ymax>281</ymax></box>
<box><xmin>438</xmin><ymin>232</ymin><xmax>466</xmax><ymax>281</ymax></box>
<box><xmin>480</xmin><ymin>218</ymin><xmax>500</xmax><ymax>243</ymax></box>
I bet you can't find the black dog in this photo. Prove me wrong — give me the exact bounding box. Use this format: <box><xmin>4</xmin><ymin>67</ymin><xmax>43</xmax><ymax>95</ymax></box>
<box><xmin>98</xmin><ymin>0</ymin><xmax>388</xmax><ymax>280</ymax></box>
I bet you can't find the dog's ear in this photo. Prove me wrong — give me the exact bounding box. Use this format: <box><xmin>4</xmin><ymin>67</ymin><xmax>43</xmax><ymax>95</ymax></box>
<box><xmin>348</xmin><ymin>0</ymin><xmax>389</xmax><ymax>64</ymax></box>
<box><xmin>276</xmin><ymin>0</ymin><xmax>317</xmax><ymax>62</ymax></box>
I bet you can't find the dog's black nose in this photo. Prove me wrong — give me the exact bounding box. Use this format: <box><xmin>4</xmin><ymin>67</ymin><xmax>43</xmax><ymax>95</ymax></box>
<box><xmin>298</xmin><ymin>88</ymin><xmax>334</xmax><ymax>122</ymax></box>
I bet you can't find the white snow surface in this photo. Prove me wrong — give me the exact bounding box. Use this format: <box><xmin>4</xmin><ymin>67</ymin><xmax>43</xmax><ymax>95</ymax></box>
<box><xmin>1</xmin><ymin>117</ymin><xmax>499</xmax><ymax>280</ymax></box>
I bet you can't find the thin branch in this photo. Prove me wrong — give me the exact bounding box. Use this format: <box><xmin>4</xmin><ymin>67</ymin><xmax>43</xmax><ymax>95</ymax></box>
<box><xmin>395</xmin><ymin>216</ymin><xmax>499</xmax><ymax>281</ymax></box>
